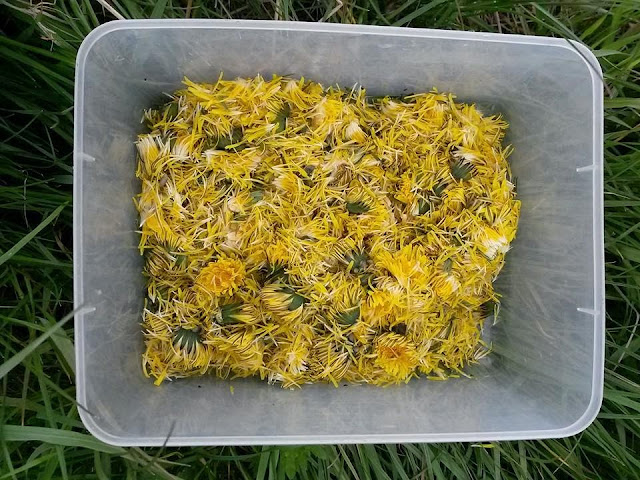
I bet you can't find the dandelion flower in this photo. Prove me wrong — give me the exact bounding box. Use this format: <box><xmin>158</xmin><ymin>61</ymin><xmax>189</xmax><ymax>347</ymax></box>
<box><xmin>261</xmin><ymin>284</ymin><xmax>306</xmax><ymax>321</ymax></box>
<box><xmin>345</xmin><ymin>120</ymin><xmax>366</xmax><ymax>143</ymax></box>
<box><xmin>374</xmin><ymin>333</ymin><xmax>419</xmax><ymax>381</ymax></box>
<box><xmin>476</xmin><ymin>225</ymin><xmax>510</xmax><ymax>259</ymax></box>
<box><xmin>376</xmin><ymin>244</ymin><xmax>432</xmax><ymax>291</ymax></box>
<box><xmin>196</xmin><ymin>257</ymin><xmax>245</xmax><ymax>296</ymax></box>
<box><xmin>361</xmin><ymin>289</ymin><xmax>402</xmax><ymax>326</ymax></box>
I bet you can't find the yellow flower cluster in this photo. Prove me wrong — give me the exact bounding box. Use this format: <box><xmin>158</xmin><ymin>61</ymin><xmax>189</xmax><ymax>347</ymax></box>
<box><xmin>136</xmin><ymin>75</ymin><xmax>520</xmax><ymax>387</ymax></box>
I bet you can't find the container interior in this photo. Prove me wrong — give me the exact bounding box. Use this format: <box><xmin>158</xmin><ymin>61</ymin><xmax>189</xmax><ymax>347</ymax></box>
<box><xmin>74</xmin><ymin>21</ymin><xmax>603</xmax><ymax>445</ymax></box>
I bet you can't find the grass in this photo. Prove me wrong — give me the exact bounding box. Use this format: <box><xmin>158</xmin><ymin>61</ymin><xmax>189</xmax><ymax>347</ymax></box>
<box><xmin>0</xmin><ymin>0</ymin><xmax>638</xmax><ymax>478</ymax></box>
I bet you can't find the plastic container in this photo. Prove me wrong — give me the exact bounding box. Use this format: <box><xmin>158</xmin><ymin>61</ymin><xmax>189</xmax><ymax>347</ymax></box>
<box><xmin>73</xmin><ymin>20</ymin><xmax>604</xmax><ymax>446</ymax></box>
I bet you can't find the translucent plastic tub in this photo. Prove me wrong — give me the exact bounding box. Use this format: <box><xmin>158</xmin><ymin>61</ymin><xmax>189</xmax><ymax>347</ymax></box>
<box><xmin>73</xmin><ymin>20</ymin><xmax>604</xmax><ymax>446</ymax></box>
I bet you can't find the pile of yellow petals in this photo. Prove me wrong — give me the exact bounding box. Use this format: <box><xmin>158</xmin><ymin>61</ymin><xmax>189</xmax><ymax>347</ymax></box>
<box><xmin>136</xmin><ymin>75</ymin><xmax>520</xmax><ymax>388</ymax></box>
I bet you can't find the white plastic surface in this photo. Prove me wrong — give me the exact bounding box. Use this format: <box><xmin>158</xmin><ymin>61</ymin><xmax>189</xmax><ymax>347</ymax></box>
<box><xmin>73</xmin><ymin>20</ymin><xmax>604</xmax><ymax>446</ymax></box>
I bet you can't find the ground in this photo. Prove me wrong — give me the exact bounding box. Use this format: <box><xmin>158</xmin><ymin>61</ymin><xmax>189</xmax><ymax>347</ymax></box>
<box><xmin>0</xmin><ymin>1</ymin><xmax>639</xmax><ymax>479</ymax></box>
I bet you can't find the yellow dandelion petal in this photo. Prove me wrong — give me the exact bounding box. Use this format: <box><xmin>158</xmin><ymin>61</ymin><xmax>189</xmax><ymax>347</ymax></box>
<box><xmin>475</xmin><ymin>225</ymin><xmax>510</xmax><ymax>259</ymax></box>
<box><xmin>345</xmin><ymin>120</ymin><xmax>366</xmax><ymax>143</ymax></box>
<box><xmin>361</xmin><ymin>289</ymin><xmax>400</xmax><ymax>327</ymax></box>
<box><xmin>376</xmin><ymin>244</ymin><xmax>432</xmax><ymax>290</ymax></box>
<box><xmin>136</xmin><ymin>135</ymin><xmax>160</xmax><ymax>174</ymax></box>
<box><xmin>261</xmin><ymin>284</ymin><xmax>306</xmax><ymax>321</ymax></box>
<box><xmin>266</xmin><ymin>242</ymin><xmax>291</xmax><ymax>266</ymax></box>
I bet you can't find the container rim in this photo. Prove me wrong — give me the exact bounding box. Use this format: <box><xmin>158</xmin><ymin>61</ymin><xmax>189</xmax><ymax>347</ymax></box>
<box><xmin>75</xmin><ymin>19</ymin><xmax>604</xmax><ymax>74</ymax></box>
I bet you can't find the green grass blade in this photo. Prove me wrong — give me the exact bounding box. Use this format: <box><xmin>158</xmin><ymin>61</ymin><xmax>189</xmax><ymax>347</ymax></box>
<box><xmin>604</xmin><ymin>98</ymin><xmax>640</xmax><ymax>109</ymax></box>
<box><xmin>0</xmin><ymin>204</ymin><xmax>66</xmax><ymax>267</ymax></box>
<box><xmin>150</xmin><ymin>0</ymin><xmax>169</xmax><ymax>18</ymax></box>
<box><xmin>0</xmin><ymin>425</ymin><xmax>125</xmax><ymax>455</ymax></box>
<box><xmin>0</xmin><ymin>308</ymin><xmax>74</xmax><ymax>380</ymax></box>
<box><xmin>393</xmin><ymin>0</ymin><xmax>448</xmax><ymax>26</ymax></box>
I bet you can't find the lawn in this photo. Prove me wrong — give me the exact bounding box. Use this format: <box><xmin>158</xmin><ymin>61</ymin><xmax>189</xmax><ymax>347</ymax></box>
<box><xmin>1</xmin><ymin>0</ymin><xmax>639</xmax><ymax>478</ymax></box>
